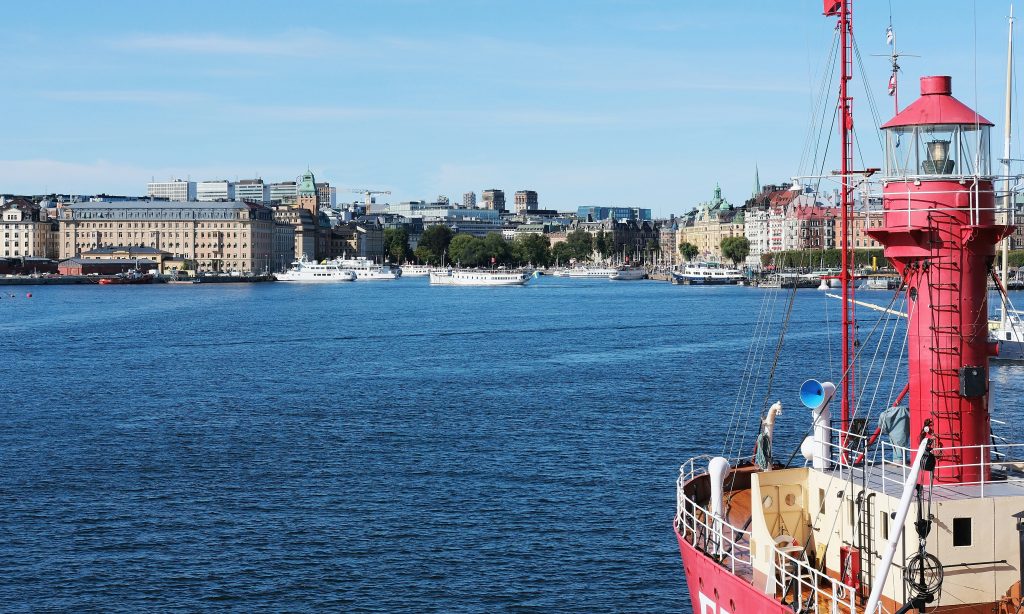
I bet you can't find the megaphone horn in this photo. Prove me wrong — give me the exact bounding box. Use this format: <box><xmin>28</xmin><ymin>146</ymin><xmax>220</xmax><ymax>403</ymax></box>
<box><xmin>800</xmin><ymin>379</ymin><xmax>836</xmax><ymax>411</ymax></box>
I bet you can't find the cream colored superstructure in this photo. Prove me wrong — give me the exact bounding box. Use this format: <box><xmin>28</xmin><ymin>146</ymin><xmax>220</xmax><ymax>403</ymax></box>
<box><xmin>745</xmin><ymin>461</ymin><xmax>1023</xmax><ymax>610</ymax></box>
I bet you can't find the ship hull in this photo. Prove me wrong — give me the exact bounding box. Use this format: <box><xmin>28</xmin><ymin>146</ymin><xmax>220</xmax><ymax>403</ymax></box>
<box><xmin>675</xmin><ymin>525</ymin><xmax>790</xmax><ymax>614</ymax></box>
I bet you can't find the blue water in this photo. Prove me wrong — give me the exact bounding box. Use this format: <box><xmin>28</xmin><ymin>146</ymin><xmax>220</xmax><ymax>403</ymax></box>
<box><xmin>3</xmin><ymin>279</ymin><xmax>1023</xmax><ymax>612</ymax></box>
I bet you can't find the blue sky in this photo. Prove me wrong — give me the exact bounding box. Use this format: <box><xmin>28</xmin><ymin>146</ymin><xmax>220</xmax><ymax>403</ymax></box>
<box><xmin>0</xmin><ymin>1</ymin><xmax>1015</xmax><ymax>216</ymax></box>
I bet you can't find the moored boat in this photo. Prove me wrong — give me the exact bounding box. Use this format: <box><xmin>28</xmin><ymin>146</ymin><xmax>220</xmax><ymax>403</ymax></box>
<box><xmin>98</xmin><ymin>270</ymin><xmax>155</xmax><ymax>285</ymax></box>
<box><xmin>671</xmin><ymin>262</ymin><xmax>742</xmax><ymax>285</ymax></box>
<box><xmin>330</xmin><ymin>256</ymin><xmax>400</xmax><ymax>280</ymax></box>
<box><xmin>275</xmin><ymin>257</ymin><xmax>356</xmax><ymax>282</ymax></box>
<box><xmin>429</xmin><ymin>268</ymin><xmax>530</xmax><ymax>286</ymax></box>
<box><xmin>399</xmin><ymin>264</ymin><xmax>433</xmax><ymax>277</ymax></box>
<box><xmin>608</xmin><ymin>265</ymin><xmax>646</xmax><ymax>280</ymax></box>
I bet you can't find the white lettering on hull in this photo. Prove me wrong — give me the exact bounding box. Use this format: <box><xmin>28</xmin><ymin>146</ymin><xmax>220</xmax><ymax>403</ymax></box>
<box><xmin>698</xmin><ymin>591</ymin><xmax>732</xmax><ymax>614</ymax></box>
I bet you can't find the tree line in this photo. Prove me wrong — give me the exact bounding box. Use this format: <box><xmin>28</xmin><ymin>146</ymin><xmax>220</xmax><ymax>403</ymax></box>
<box><xmin>384</xmin><ymin>226</ymin><xmax>654</xmax><ymax>268</ymax></box>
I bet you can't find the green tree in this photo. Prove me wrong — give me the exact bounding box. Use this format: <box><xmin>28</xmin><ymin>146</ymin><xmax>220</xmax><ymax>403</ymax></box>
<box><xmin>721</xmin><ymin>236</ymin><xmax>750</xmax><ymax>266</ymax></box>
<box><xmin>594</xmin><ymin>230</ymin><xmax>613</xmax><ymax>259</ymax></box>
<box><xmin>513</xmin><ymin>233</ymin><xmax>551</xmax><ymax>267</ymax></box>
<box><xmin>414</xmin><ymin>225</ymin><xmax>454</xmax><ymax>265</ymax></box>
<box><xmin>383</xmin><ymin>227</ymin><xmax>412</xmax><ymax>264</ymax></box>
<box><xmin>481</xmin><ymin>232</ymin><xmax>513</xmax><ymax>266</ymax></box>
<box><xmin>551</xmin><ymin>241</ymin><xmax>574</xmax><ymax>265</ymax></box>
<box><xmin>679</xmin><ymin>241</ymin><xmax>699</xmax><ymax>262</ymax></box>
<box><xmin>565</xmin><ymin>229</ymin><xmax>594</xmax><ymax>262</ymax></box>
<box><xmin>448</xmin><ymin>233</ymin><xmax>485</xmax><ymax>267</ymax></box>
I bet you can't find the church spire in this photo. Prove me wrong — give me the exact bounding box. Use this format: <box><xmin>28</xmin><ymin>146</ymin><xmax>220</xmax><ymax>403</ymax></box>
<box><xmin>753</xmin><ymin>164</ymin><xmax>761</xmax><ymax>196</ymax></box>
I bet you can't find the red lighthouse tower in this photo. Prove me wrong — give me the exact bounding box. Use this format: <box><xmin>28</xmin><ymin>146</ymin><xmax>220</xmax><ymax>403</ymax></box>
<box><xmin>869</xmin><ymin>76</ymin><xmax>1010</xmax><ymax>484</ymax></box>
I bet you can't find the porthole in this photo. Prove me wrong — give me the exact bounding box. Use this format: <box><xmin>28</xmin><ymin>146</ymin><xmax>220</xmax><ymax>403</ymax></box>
<box><xmin>762</xmin><ymin>495</ymin><xmax>773</xmax><ymax>509</ymax></box>
<box><xmin>785</xmin><ymin>493</ymin><xmax>796</xmax><ymax>506</ymax></box>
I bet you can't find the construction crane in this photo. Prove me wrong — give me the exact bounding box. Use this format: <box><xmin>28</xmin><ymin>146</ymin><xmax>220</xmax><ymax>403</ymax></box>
<box><xmin>346</xmin><ymin>189</ymin><xmax>391</xmax><ymax>209</ymax></box>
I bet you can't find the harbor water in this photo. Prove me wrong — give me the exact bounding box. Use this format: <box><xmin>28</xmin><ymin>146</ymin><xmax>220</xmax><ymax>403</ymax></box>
<box><xmin>3</xmin><ymin>279</ymin><xmax>1024</xmax><ymax>612</ymax></box>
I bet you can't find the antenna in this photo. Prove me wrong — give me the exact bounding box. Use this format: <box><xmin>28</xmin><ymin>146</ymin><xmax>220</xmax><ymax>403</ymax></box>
<box><xmin>871</xmin><ymin>23</ymin><xmax>919</xmax><ymax>115</ymax></box>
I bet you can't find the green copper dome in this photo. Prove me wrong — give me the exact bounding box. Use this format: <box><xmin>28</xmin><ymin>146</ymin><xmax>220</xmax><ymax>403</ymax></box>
<box><xmin>298</xmin><ymin>169</ymin><xmax>317</xmax><ymax>196</ymax></box>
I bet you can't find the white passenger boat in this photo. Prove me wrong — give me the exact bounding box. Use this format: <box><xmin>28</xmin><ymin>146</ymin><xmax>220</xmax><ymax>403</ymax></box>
<box><xmin>608</xmin><ymin>266</ymin><xmax>646</xmax><ymax>280</ymax></box>
<box><xmin>275</xmin><ymin>257</ymin><xmax>356</xmax><ymax>282</ymax></box>
<box><xmin>429</xmin><ymin>268</ymin><xmax>530</xmax><ymax>286</ymax></box>
<box><xmin>331</xmin><ymin>256</ymin><xmax>401</xmax><ymax>280</ymax></box>
<box><xmin>555</xmin><ymin>266</ymin><xmax>618</xmax><ymax>278</ymax></box>
<box><xmin>671</xmin><ymin>262</ymin><xmax>742</xmax><ymax>285</ymax></box>
<box><xmin>399</xmin><ymin>264</ymin><xmax>433</xmax><ymax>277</ymax></box>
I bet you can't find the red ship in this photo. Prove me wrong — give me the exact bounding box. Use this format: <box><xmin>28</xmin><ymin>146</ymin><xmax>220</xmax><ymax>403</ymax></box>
<box><xmin>675</xmin><ymin>2</ymin><xmax>1024</xmax><ymax>613</ymax></box>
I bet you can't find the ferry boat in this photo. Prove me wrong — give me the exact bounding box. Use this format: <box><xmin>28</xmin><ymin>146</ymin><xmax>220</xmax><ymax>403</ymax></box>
<box><xmin>674</xmin><ymin>4</ymin><xmax>1024</xmax><ymax>614</ymax></box>
<box><xmin>399</xmin><ymin>264</ymin><xmax>433</xmax><ymax>277</ymax></box>
<box><xmin>276</xmin><ymin>255</ymin><xmax>356</xmax><ymax>282</ymax></box>
<box><xmin>428</xmin><ymin>268</ymin><xmax>530</xmax><ymax>286</ymax></box>
<box><xmin>671</xmin><ymin>262</ymin><xmax>742</xmax><ymax>285</ymax></box>
<box><xmin>330</xmin><ymin>256</ymin><xmax>400</xmax><ymax>281</ymax></box>
<box><xmin>554</xmin><ymin>266</ymin><xmax>618</xmax><ymax>278</ymax></box>
<box><xmin>608</xmin><ymin>265</ymin><xmax>646</xmax><ymax>281</ymax></box>
<box><xmin>275</xmin><ymin>257</ymin><xmax>356</xmax><ymax>282</ymax></box>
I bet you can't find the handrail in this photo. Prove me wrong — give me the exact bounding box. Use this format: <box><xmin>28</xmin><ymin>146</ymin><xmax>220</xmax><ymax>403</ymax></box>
<box><xmin>677</xmin><ymin>458</ymin><xmax>863</xmax><ymax>614</ymax></box>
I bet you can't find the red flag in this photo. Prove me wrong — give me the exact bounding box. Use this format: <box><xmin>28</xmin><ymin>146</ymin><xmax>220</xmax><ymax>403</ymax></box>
<box><xmin>491</xmin><ymin>257</ymin><xmax>496</xmax><ymax>264</ymax></box>
<box><xmin>888</xmin><ymin>74</ymin><xmax>897</xmax><ymax>96</ymax></box>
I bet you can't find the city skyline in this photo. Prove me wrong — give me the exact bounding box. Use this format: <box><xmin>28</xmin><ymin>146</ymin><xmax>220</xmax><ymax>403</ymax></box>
<box><xmin>1</xmin><ymin>1</ymin><xmax>1015</xmax><ymax>215</ymax></box>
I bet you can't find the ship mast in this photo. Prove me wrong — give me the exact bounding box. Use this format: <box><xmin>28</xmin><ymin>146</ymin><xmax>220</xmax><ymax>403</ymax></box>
<box><xmin>1002</xmin><ymin>5</ymin><xmax>1014</xmax><ymax>330</ymax></box>
<box><xmin>829</xmin><ymin>0</ymin><xmax>856</xmax><ymax>437</ymax></box>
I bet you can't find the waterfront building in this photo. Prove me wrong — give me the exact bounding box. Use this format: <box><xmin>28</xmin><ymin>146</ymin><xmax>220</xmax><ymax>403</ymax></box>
<box><xmin>677</xmin><ymin>185</ymin><xmax>745</xmax><ymax>261</ymax></box>
<box><xmin>561</xmin><ymin>218</ymin><xmax>660</xmax><ymax>262</ymax></box>
<box><xmin>235</xmin><ymin>179</ymin><xmax>270</xmax><ymax>204</ymax></box>
<box><xmin>1</xmin><ymin>198</ymin><xmax>59</xmax><ymax>259</ymax></box>
<box><xmin>514</xmin><ymin>190</ymin><xmax>538</xmax><ymax>214</ymax></box>
<box><xmin>147</xmin><ymin>179</ymin><xmax>196</xmax><ymax>202</ymax></box>
<box><xmin>58</xmin><ymin>257</ymin><xmax>158</xmax><ymax>276</ymax></box>
<box><xmin>743</xmin><ymin>184</ymin><xmax>799</xmax><ymax>264</ymax></box>
<box><xmin>658</xmin><ymin>219</ymin><xmax>680</xmax><ymax>268</ymax></box>
<box><xmin>316</xmin><ymin>182</ymin><xmax>334</xmax><ymax>209</ymax></box>
<box><xmin>482</xmin><ymin>189</ymin><xmax>505</xmax><ymax>212</ymax></box>
<box><xmin>463</xmin><ymin>191</ymin><xmax>476</xmax><ymax>208</ymax></box>
<box><xmin>60</xmin><ymin>200</ymin><xmax>283</xmax><ymax>273</ymax></box>
<box><xmin>78</xmin><ymin>246</ymin><xmax>173</xmax><ymax>273</ymax></box>
<box><xmin>328</xmin><ymin>220</ymin><xmax>385</xmax><ymax>261</ymax></box>
<box><xmin>297</xmin><ymin>170</ymin><xmax>318</xmax><ymax>217</ymax></box>
<box><xmin>270</xmin><ymin>181</ymin><xmax>298</xmax><ymax>205</ymax></box>
<box><xmin>197</xmin><ymin>180</ymin><xmax>235</xmax><ymax>202</ymax></box>
<box><xmin>272</xmin><ymin>206</ymin><xmax>317</xmax><ymax>262</ymax></box>
<box><xmin>576</xmin><ymin>206</ymin><xmax>653</xmax><ymax>222</ymax></box>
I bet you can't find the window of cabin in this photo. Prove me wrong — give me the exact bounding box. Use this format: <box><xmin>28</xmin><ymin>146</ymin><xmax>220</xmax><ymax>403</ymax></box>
<box><xmin>953</xmin><ymin>517</ymin><xmax>972</xmax><ymax>547</ymax></box>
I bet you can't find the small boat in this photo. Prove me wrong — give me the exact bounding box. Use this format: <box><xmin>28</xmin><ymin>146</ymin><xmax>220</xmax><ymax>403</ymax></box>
<box><xmin>98</xmin><ymin>270</ymin><xmax>155</xmax><ymax>285</ymax></box>
<box><xmin>608</xmin><ymin>265</ymin><xmax>646</xmax><ymax>280</ymax></box>
<box><xmin>429</xmin><ymin>268</ymin><xmax>530</xmax><ymax>286</ymax></box>
<box><xmin>275</xmin><ymin>257</ymin><xmax>356</xmax><ymax>282</ymax></box>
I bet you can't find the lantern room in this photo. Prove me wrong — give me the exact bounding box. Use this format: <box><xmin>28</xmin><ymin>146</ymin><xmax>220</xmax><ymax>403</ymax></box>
<box><xmin>882</xmin><ymin>76</ymin><xmax>993</xmax><ymax>179</ymax></box>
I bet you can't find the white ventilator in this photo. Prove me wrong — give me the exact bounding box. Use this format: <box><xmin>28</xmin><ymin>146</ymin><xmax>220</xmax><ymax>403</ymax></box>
<box><xmin>799</xmin><ymin>379</ymin><xmax>836</xmax><ymax>469</ymax></box>
<box><xmin>707</xmin><ymin>456</ymin><xmax>731</xmax><ymax>554</ymax></box>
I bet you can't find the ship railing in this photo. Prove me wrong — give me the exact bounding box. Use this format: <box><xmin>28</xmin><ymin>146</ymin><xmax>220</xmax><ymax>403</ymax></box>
<box><xmin>676</xmin><ymin>457</ymin><xmax>753</xmax><ymax>575</ymax></box>
<box><xmin>876</xmin><ymin>440</ymin><xmax>1024</xmax><ymax>497</ymax></box>
<box><xmin>772</xmin><ymin>546</ymin><xmax>859</xmax><ymax>614</ymax></box>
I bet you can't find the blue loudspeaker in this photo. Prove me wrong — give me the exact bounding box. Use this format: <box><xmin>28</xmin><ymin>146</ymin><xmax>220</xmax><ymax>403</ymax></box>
<box><xmin>800</xmin><ymin>379</ymin><xmax>836</xmax><ymax>410</ymax></box>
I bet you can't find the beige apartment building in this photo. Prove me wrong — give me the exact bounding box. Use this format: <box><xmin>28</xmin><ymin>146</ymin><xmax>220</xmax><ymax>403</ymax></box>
<box><xmin>60</xmin><ymin>200</ymin><xmax>286</xmax><ymax>273</ymax></box>
<box><xmin>1</xmin><ymin>199</ymin><xmax>59</xmax><ymax>258</ymax></box>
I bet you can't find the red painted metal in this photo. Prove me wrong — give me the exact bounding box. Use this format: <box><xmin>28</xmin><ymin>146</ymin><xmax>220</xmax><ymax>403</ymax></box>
<box><xmin>837</xmin><ymin>0</ymin><xmax>856</xmax><ymax>449</ymax></box>
<box><xmin>881</xmin><ymin>76</ymin><xmax>993</xmax><ymax>129</ymax></box>
<box><xmin>676</xmin><ymin>525</ymin><xmax>792</xmax><ymax>614</ymax></box>
<box><xmin>868</xmin><ymin>77</ymin><xmax>1010</xmax><ymax>484</ymax></box>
